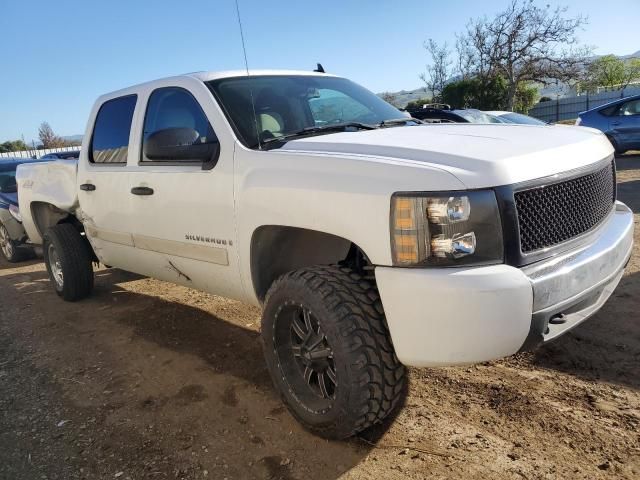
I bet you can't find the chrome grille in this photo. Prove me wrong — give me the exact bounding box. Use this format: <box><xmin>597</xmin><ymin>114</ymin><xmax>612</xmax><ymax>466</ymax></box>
<box><xmin>515</xmin><ymin>161</ymin><xmax>616</xmax><ymax>253</ymax></box>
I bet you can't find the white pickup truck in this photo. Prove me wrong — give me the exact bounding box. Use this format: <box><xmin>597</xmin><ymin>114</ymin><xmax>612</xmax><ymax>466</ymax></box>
<box><xmin>17</xmin><ymin>70</ymin><xmax>634</xmax><ymax>439</ymax></box>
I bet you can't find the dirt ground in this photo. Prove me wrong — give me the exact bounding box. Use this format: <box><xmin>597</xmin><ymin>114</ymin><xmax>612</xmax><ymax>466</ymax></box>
<box><xmin>1</xmin><ymin>156</ymin><xmax>639</xmax><ymax>480</ymax></box>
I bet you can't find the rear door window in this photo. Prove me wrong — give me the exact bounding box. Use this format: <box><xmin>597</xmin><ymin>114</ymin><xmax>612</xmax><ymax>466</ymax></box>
<box><xmin>619</xmin><ymin>99</ymin><xmax>640</xmax><ymax>116</ymax></box>
<box><xmin>599</xmin><ymin>104</ymin><xmax>619</xmax><ymax>116</ymax></box>
<box><xmin>90</xmin><ymin>95</ymin><xmax>137</xmax><ymax>164</ymax></box>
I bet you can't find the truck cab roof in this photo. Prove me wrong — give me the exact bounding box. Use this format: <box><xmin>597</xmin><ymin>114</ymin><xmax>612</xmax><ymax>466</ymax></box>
<box><xmin>100</xmin><ymin>70</ymin><xmax>335</xmax><ymax>101</ymax></box>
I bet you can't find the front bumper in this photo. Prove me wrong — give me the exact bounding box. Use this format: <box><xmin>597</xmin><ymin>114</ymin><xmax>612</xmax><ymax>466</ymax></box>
<box><xmin>375</xmin><ymin>201</ymin><xmax>634</xmax><ymax>367</ymax></box>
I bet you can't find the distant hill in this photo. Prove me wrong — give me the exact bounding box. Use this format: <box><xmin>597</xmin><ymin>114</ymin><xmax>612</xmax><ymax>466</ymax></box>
<box><xmin>380</xmin><ymin>87</ymin><xmax>433</xmax><ymax>109</ymax></box>
<box><xmin>619</xmin><ymin>50</ymin><xmax>640</xmax><ymax>60</ymax></box>
<box><xmin>62</xmin><ymin>134</ymin><xmax>83</xmax><ymax>144</ymax></box>
<box><xmin>379</xmin><ymin>51</ymin><xmax>640</xmax><ymax>107</ymax></box>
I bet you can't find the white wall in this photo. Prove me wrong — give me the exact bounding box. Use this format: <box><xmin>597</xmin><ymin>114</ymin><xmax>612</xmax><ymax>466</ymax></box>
<box><xmin>0</xmin><ymin>145</ymin><xmax>80</xmax><ymax>159</ymax></box>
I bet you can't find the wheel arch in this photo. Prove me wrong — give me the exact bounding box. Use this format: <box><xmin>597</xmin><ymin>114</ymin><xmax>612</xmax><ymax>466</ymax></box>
<box><xmin>31</xmin><ymin>202</ymin><xmax>97</xmax><ymax>261</ymax></box>
<box><xmin>250</xmin><ymin>225</ymin><xmax>372</xmax><ymax>303</ymax></box>
<box><xmin>30</xmin><ymin>201</ymin><xmax>72</xmax><ymax>241</ymax></box>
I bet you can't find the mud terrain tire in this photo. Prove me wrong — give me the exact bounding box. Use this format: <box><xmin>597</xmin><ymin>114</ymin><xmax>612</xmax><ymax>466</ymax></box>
<box><xmin>261</xmin><ymin>265</ymin><xmax>406</xmax><ymax>439</ymax></box>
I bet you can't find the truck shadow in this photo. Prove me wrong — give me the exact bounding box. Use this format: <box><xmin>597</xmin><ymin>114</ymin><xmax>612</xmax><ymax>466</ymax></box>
<box><xmin>92</xmin><ymin>269</ymin><xmax>273</xmax><ymax>389</ymax></box>
<box><xmin>2</xmin><ymin>266</ymin><xmax>388</xmax><ymax>479</ymax></box>
<box><xmin>0</xmin><ymin>255</ymin><xmax>42</xmax><ymax>271</ymax></box>
<box><xmin>530</xmin><ymin>269</ymin><xmax>640</xmax><ymax>390</ymax></box>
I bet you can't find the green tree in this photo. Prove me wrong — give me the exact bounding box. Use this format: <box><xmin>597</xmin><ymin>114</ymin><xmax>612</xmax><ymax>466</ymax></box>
<box><xmin>0</xmin><ymin>140</ymin><xmax>28</xmax><ymax>153</ymax></box>
<box><xmin>441</xmin><ymin>79</ymin><xmax>480</xmax><ymax>109</ymax></box>
<box><xmin>582</xmin><ymin>55</ymin><xmax>625</xmax><ymax>90</ymax></box>
<box><xmin>581</xmin><ymin>56</ymin><xmax>640</xmax><ymax>92</ymax></box>
<box><xmin>441</xmin><ymin>75</ymin><xmax>538</xmax><ymax>112</ymax></box>
<box><xmin>514</xmin><ymin>82</ymin><xmax>538</xmax><ymax>113</ymax></box>
<box><xmin>442</xmin><ymin>76</ymin><xmax>507</xmax><ymax>110</ymax></box>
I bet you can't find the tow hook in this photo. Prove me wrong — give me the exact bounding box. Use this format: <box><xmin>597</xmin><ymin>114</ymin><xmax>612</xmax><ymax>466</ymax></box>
<box><xmin>549</xmin><ymin>313</ymin><xmax>567</xmax><ymax>325</ymax></box>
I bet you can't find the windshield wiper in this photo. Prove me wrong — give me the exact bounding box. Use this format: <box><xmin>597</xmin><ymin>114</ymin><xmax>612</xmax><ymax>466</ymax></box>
<box><xmin>261</xmin><ymin>122</ymin><xmax>378</xmax><ymax>147</ymax></box>
<box><xmin>379</xmin><ymin>118</ymin><xmax>423</xmax><ymax>127</ymax></box>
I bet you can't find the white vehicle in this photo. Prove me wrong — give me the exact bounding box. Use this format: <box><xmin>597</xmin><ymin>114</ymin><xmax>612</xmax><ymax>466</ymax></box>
<box><xmin>17</xmin><ymin>70</ymin><xmax>634</xmax><ymax>439</ymax></box>
<box><xmin>485</xmin><ymin>110</ymin><xmax>548</xmax><ymax>125</ymax></box>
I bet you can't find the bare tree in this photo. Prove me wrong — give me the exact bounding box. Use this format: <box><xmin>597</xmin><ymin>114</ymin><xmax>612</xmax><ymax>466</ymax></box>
<box><xmin>419</xmin><ymin>39</ymin><xmax>452</xmax><ymax>101</ymax></box>
<box><xmin>380</xmin><ymin>91</ymin><xmax>399</xmax><ymax>107</ymax></box>
<box><xmin>38</xmin><ymin>122</ymin><xmax>64</xmax><ymax>148</ymax></box>
<box><xmin>454</xmin><ymin>34</ymin><xmax>474</xmax><ymax>80</ymax></box>
<box><xmin>461</xmin><ymin>0</ymin><xmax>590</xmax><ymax>109</ymax></box>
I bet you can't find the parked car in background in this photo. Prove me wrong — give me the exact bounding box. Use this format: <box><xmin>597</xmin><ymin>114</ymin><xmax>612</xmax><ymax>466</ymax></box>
<box><xmin>406</xmin><ymin>104</ymin><xmax>469</xmax><ymax>123</ymax></box>
<box><xmin>40</xmin><ymin>150</ymin><xmax>81</xmax><ymax>160</ymax></box>
<box><xmin>485</xmin><ymin>111</ymin><xmax>547</xmax><ymax>125</ymax></box>
<box><xmin>408</xmin><ymin>105</ymin><xmax>506</xmax><ymax>124</ymax></box>
<box><xmin>576</xmin><ymin>95</ymin><xmax>640</xmax><ymax>154</ymax></box>
<box><xmin>0</xmin><ymin>157</ymin><xmax>46</xmax><ymax>261</ymax></box>
<box><xmin>454</xmin><ymin>109</ymin><xmax>505</xmax><ymax>124</ymax></box>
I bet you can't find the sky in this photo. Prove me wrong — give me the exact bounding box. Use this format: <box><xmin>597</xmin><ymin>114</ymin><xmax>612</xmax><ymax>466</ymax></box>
<box><xmin>1</xmin><ymin>0</ymin><xmax>638</xmax><ymax>143</ymax></box>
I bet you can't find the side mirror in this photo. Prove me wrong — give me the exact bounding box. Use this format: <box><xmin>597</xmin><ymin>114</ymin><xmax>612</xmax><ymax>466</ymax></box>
<box><xmin>144</xmin><ymin>127</ymin><xmax>220</xmax><ymax>169</ymax></box>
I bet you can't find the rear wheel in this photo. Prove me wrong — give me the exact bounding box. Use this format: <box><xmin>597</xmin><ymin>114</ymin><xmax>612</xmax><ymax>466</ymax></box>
<box><xmin>43</xmin><ymin>224</ymin><xmax>94</xmax><ymax>301</ymax></box>
<box><xmin>606</xmin><ymin>135</ymin><xmax>626</xmax><ymax>155</ymax></box>
<box><xmin>261</xmin><ymin>265</ymin><xmax>406</xmax><ymax>439</ymax></box>
<box><xmin>0</xmin><ymin>222</ymin><xmax>23</xmax><ymax>263</ymax></box>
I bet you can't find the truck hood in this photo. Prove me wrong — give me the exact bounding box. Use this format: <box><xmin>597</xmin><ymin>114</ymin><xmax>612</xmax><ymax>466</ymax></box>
<box><xmin>280</xmin><ymin>124</ymin><xmax>613</xmax><ymax>189</ymax></box>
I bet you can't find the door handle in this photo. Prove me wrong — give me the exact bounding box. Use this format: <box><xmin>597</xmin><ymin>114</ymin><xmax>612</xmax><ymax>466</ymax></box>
<box><xmin>131</xmin><ymin>186</ymin><xmax>154</xmax><ymax>196</ymax></box>
<box><xmin>611</xmin><ymin>121</ymin><xmax>621</xmax><ymax>126</ymax></box>
<box><xmin>80</xmin><ymin>183</ymin><xmax>96</xmax><ymax>191</ymax></box>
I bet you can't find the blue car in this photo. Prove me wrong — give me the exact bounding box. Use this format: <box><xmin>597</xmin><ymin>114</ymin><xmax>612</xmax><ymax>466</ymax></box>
<box><xmin>0</xmin><ymin>157</ymin><xmax>48</xmax><ymax>262</ymax></box>
<box><xmin>576</xmin><ymin>94</ymin><xmax>640</xmax><ymax>154</ymax></box>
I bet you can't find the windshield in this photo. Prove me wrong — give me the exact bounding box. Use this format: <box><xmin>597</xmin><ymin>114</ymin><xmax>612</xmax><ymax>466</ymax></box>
<box><xmin>207</xmin><ymin>75</ymin><xmax>404</xmax><ymax>149</ymax></box>
<box><xmin>498</xmin><ymin>112</ymin><xmax>546</xmax><ymax>125</ymax></box>
<box><xmin>453</xmin><ymin>109</ymin><xmax>504</xmax><ymax>124</ymax></box>
<box><xmin>0</xmin><ymin>170</ymin><xmax>17</xmax><ymax>193</ymax></box>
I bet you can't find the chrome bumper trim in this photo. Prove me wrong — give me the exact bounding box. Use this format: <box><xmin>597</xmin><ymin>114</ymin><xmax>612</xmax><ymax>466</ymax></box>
<box><xmin>523</xmin><ymin>201</ymin><xmax>633</xmax><ymax>313</ymax></box>
<box><xmin>518</xmin><ymin>201</ymin><xmax>633</xmax><ymax>349</ymax></box>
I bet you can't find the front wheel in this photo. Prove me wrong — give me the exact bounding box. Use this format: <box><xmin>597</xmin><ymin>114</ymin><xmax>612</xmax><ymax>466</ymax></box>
<box><xmin>261</xmin><ymin>265</ymin><xmax>406</xmax><ymax>439</ymax></box>
<box><xmin>43</xmin><ymin>224</ymin><xmax>94</xmax><ymax>301</ymax></box>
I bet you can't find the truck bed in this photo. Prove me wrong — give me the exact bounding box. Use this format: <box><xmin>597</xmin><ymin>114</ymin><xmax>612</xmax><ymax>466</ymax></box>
<box><xmin>16</xmin><ymin>159</ymin><xmax>78</xmax><ymax>245</ymax></box>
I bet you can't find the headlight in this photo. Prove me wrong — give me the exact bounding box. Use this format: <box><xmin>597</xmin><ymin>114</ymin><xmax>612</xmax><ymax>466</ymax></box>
<box><xmin>9</xmin><ymin>204</ymin><xmax>22</xmax><ymax>223</ymax></box>
<box><xmin>390</xmin><ymin>190</ymin><xmax>503</xmax><ymax>266</ymax></box>
<box><xmin>575</xmin><ymin>117</ymin><xmax>582</xmax><ymax>126</ymax></box>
